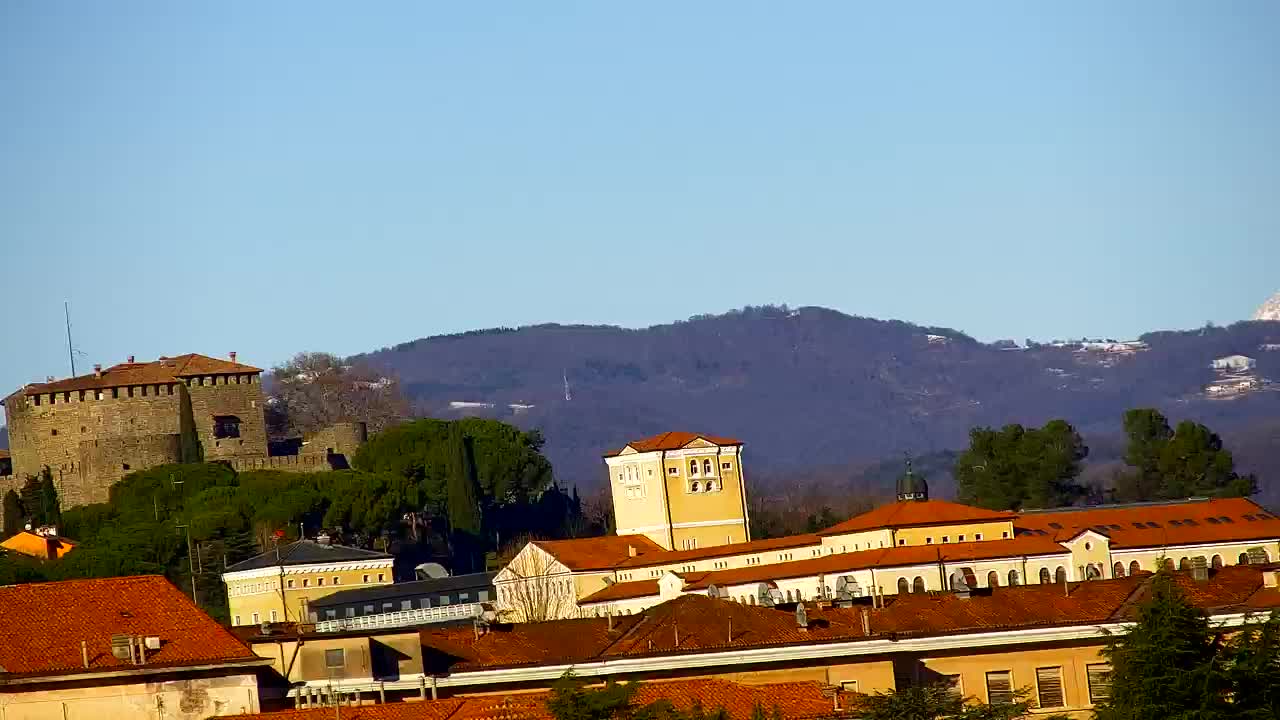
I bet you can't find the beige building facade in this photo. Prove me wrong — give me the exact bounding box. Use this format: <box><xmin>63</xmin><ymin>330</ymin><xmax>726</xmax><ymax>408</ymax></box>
<box><xmin>222</xmin><ymin>539</ymin><xmax>395</xmax><ymax>626</ymax></box>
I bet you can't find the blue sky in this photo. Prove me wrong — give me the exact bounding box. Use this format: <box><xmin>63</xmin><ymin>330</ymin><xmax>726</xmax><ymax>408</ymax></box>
<box><xmin>2</xmin><ymin>2</ymin><xmax>1278</xmax><ymax>392</ymax></box>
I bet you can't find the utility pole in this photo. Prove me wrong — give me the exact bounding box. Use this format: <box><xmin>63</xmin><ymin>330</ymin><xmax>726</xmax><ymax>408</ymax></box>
<box><xmin>178</xmin><ymin>523</ymin><xmax>197</xmax><ymax>603</ymax></box>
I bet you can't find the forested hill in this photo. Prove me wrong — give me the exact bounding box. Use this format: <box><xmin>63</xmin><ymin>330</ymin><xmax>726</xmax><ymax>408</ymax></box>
<box><xmin>352</xmin><ymin>306</ymin><xmax>1280</xmax><ymax>504</ymax></box>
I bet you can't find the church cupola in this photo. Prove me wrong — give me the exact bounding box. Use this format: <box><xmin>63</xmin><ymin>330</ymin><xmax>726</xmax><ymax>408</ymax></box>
<box><xmin>896</xmin><ymin>455</ymin><xmax>929</xmax><ymax>502</ymax></box>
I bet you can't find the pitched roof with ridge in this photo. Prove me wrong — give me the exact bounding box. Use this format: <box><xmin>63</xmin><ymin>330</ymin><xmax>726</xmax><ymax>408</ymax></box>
<box><xmin>616</xmin><ymin>534</ymin><xmax>822</xmax><ymax>569</ymax></box>
<box><xmin>1015</xmin><ymin>497</ymin><xmax>1280</xmax><ymax>549</ymax></box>
<box><xmin>427</xmin><ymin>566</ymin><xmax>1280</xmax><ymax>673</ymax></box>
<box><xmin>603</xmin><ymin>431</ymin><xmax>743</xmax><ymax>458</ymax></box>
<box><xmin>17</xmin><ymin>353</ymin><xmax>262</xmax><ymax>395</ymax></box>
<box><xmin>219</xmin><ymin>679</ymin><xmax>853</xmax><ymax>720</ymax></box>
<box><xmin>529</xmin><ymin>535</ymin><xmax>665</xmax><ymax>572</ymax></box>
<box><xmin>818</xmin><ymin>499</ymin><xmax>1016</xmax><ymax>535</ymax></box>
<box><xmin>0</xmin><ymin>575</ymin><xmax>262</xmax><ymax>678</ymax></box>
<box><xmin>225</xmin><ymin>539</ymin><xmax>392</xmax><ymax>573</ymax></box>
<box><xmin>0</xmin><ymin>530</ymin><xmax>76</xmax><ymax>560</ymax></box>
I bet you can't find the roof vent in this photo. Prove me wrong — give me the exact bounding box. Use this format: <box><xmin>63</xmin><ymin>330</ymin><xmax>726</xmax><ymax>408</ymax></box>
<box><xmin>127</xmin><ymin>355</ymin><xmax>134</xmax><ymax>364</ymax></box>
<box><xmin>109</xmin><ymin>634</ymin><xmax>132</xmax><ymax>661</ymax></box>
<box><xmin>230</xmin><ymin>351</ymin><xmax>237</xmax><ymax>364</ymax></box>
<box><xmin>46</xmin><ymin>376</ymin><xmax>54</xmax><ymax>383</ymax></box>
<box><xmin>794</xmin><ymin>603</ymin><xmax>809</xmax><ymax>629</ymax></box>
<box><xmin>1191</xmin><ymin>556</ymin><xmax>1209</xmax><ymax>583</ymax></box>
<box><xmin>144</xmin><ymin>636</ymin><xmax>161</xmax><ymax>650</ymax></box>
<box><xmin>94</xmin><ymin>364</ymin><xmax>102</xmax><ymax>378</ymax></box>
<box><xmin>627</xmin><ymin>545</ymin><xmax>637</xmax><ymax>558</ymax></box>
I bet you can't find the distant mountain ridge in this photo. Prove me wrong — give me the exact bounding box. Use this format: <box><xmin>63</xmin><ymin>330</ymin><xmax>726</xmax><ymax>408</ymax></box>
<box><xmin>352</xmin><ymin>306</ymin><xmax>1280</xmax><ymax>504</ymax></box>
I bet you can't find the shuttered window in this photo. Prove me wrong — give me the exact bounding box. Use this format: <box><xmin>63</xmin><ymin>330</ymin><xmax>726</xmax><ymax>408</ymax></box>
<box><xmin>1036</xmin><ymin>667</ymin><xmax>1064</xmax><ymax>708</ymax></box>
<box><xmin>986</xmin><ymin>671</ymin><xmax>1013</xmax><ymax>705</ymax></box>
<box><xmin>1087</xmin><ymin>664</ymin><xmax>1113</xmax><ymax>704</ymax></box>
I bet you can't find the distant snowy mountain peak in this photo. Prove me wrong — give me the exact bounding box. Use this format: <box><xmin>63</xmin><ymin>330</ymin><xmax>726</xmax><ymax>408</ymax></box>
<box><xmin>1254</xmin><ymin>291</ymin><xmax>1280</xmax><ymax>322</ymax></box>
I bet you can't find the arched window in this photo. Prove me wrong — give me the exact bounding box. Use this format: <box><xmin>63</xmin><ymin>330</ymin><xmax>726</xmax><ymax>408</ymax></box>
<box><xmin>1054</xmin><ymin>567</ymin><xmax>1067</xmax><ymax>584</ymax></box>
<box><xmin>691</xmin><ymin>481</ymin><xmax>700</xmax><ymax>492</ymax></box>
<box><xmin>987</xmin><ymin>571</ymin><xmax>999</xmax><ymax>588</ymax></box>
<box><xmin>1039</xmin><ymin>567</ymin><xmax>1051</xmax><ymax>584</ymax></box>
<box><xmin>705</xmin><ymin>479</ymin><xmax>718</xmax><ymax>492</ymax></box>
<box><xmin>748</xmin><ymin>595</ymin><xmax>756</xmax><ymax>605</ymax></box>
<box><xmin>897</xmin><ymin>577</ymin><xmax>909</xmax><ymax>594</ymax></box>
<box><xmin>1211</xmin><ymin>555</ymin><xmax>1223</xmax><ymax>569</ymax></box>
<box><xmin>1129</xmin><ymin>560</ymin><xmax>1141</xmax><ymax>576</ymax></box>
<box><xmin>689</xmin><ymin>460</ymin><xmax>699</xmax><ymax>476</ymax></box>
<box><xmin>1113</xmin><ymin>562</ymin><xmax>1125</xmax><ymax>578</ymax></box>
<box><xmin>913</xmin><ymin>577</ymin><xmax>926</xmax><ymax>593</ymax></box>
<box><xmin>1007</xmin><ymin>570</ymin><xmax>1019</xmax><ymax>586</ymax></box>
<box><xmin>1239</xmin><ymin>552</ymin><xmax>1250</xmax><ymax>565</ymax></box>
<box><xmin>1085</xmin><ymin>564</ymin><xmax>1101</xmax><ymax>580</ymax></box>
<box><xmin>703</xmin><ymin>459</ymin><xmax>713</xmax><ymax>475</ymax></box>
<box><xmin>785</xmin><ymin>589</ymin><xmax>794</xmax><ymax>602</ymax></box>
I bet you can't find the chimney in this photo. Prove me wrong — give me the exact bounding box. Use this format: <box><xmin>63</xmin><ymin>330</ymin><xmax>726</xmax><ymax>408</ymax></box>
<box><xmin>46</xmin><ymin>376</ymin><xmax>54</xmax><ymax>383</ymax></box>
<box><xmin>627</xmin><ymin>545</ymin><xmax>637</xmax><ymax>558</ymax></box>
<box><xmin>127</xmin><ymin>355</ymin><xmax>135</xmax><ymax>364</ymax></box>
<box><xmin>1191</xmin><ymin>556</ymin><xmax>1209</xmax><ymax>583</ymax></box>
<box><xmin>229</xmin><ymin>351</ymin><xmax>237</xmax><ymax>364</ymax></box>
<box><xmin>94</xmin><ymin>364</ymin><xmax>102</xmax><ymax>378</ymax></box>
<box><xmin>81</xmin><ymin>640</ymin><xmax>89</xmax><ymax>669</ymax></box>
<box><xmin>860</xmin><ymin>607</ymin><xmax>871</xmax><ymax>635</ymax></box>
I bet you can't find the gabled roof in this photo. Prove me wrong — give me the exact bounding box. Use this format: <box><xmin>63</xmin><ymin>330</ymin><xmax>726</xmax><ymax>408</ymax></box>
<box><xmin>818</xmin><ymin>499</ymin><xmax>1016</xmax><ymax>535</ymax></box>
<box><xmin>603</xmin><ymin>432</ymin><xmax>743</xmax><ymax>458</ymax></box>
<box><xmin>0</xmin><ymin>530</ymin><xmax>76</xmax><ymax>560</ymax></box>
<box><xmin>1015</xmin><ymin>497</ymin><xmax>1280</xmax><ymax>549</ymax></box>
<box><xmin>19</xmin><ymin>353</ymin><xmax>261</xmax><ymax>395</ymax></box>
<box><xmin>580</xmin><ymin>579</ymin><xmax>662</xmax><ymax>604</ymax></box>
<box><xmin>425</xmin><ymin>566</ymin><xmax>1280</xmax><ymax>673</ymax></box>
<box><xmin>0</xmin><ymin>575</ymin><xmax>262</xmax><ymax>678</ymax></box>
<box><xmin>224</xmin><ymin>539</ymin><xmax>392</xmax><ymax>573</ymax></box>
<box><xmin>616</xmin><ymin>534</ymin><xmax>821</xmax><ymax>569</ymax></box>
<box><xmin>529</xmin><ymin>535</ymin><xmax>665</xmax><ymax>572</ymax></box>
<box><xmin>218</xmin><ymin>680</ymin><xmax>852</xmax><ymax>720</ymax></box>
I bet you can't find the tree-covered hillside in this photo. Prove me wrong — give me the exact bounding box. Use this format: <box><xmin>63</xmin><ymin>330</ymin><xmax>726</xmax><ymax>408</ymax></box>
<box><xmin>353</xmin><ymin>307</ymin><xmax>1280</xmax><ymax>504</ymax></box>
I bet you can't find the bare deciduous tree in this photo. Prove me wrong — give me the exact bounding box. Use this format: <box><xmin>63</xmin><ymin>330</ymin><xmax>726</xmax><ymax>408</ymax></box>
<box><xmin>494</xmin><ymin>542</ymin><xmax>581</xmax><ymax>622</ymax></box>
<box><xmin>267</xmin><ymin>352</ymin><xmax>411</xmax><ymax>439</ymax></box>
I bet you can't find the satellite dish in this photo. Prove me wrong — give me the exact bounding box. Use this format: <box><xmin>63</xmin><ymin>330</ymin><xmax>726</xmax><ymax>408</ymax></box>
<box><xmin>757</xmin><ymin>583</ymin><xmax>776</xmax><ymax>607</ymax></box>
<box><xmin>706</xmin><ymin>585</ymin><xmax>720</xmax><ymax>599</ymax></box>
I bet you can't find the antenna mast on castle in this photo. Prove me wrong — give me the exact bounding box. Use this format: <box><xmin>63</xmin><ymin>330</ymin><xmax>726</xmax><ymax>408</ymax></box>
<box><xmin>563</xmin><ymin>369</ymin><xmax>572</xmax><ymax>402</ymax></box>
<box><xmin>64</xmin><ymin>301</ymin><xmax>76</xmax><ymax>377</ymax></box>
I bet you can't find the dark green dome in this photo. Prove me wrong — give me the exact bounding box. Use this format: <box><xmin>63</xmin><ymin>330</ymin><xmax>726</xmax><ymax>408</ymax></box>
<box><xmin>896</xmin><ymin>456</ymin><xmax>929</xmax><ymax>502</ymax></box>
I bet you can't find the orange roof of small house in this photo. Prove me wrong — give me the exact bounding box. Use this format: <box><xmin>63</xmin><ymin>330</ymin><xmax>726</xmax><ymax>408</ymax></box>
<box><xmin>1015</xmin><ymin>497</ymin><xmax>1280</xmax><ymax>550</ymax></box>
<box><xmin>604</xmin><ymin>431</ymin><xmax>743</xmax><ymax>457</ymax></box>
<box><xmin>18</xmin><ymin>353</ymin><xmax>261</xmax><ymax>396</ymax></box>
<box><xmin>530</xmin><ymin>535</ymin><xmax>666</xmax><ymax>571</ymax></box>
<box><xmin>219</xmin><ymin>679</ymin><xmax>853</xmax><ymax>720</ymax></box>
<box><xmin>818</xmin><ymin>499</ymin><xmax>1016</xmax><ymax>535</ymax></box>
<box><xmin>0</xmin><ymin>530</ymin><xmax>76</xmax><ymax>560</ymax></box>
<box><xmin>0</xmin><ymin>575</ymin><xmax>262</xmax><ymax>678</ymax></box>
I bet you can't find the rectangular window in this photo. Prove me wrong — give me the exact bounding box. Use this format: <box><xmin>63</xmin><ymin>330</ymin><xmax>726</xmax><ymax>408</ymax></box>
<box><xmin>439</xmin><ymin>595</ymin><xmax>451</xmax><ymax>605</ymax></box>
<box><xmin>270</xmin><ymin>610</ymin><xmax>278</xmax><ymax>622</ymax></box>
<box><xmin>346</xmin><ymin>608</ymin><xmax>355</xmax><ymax>618</ymax></box>
<box><xmin>251</xmin><ymin>612</ymin><xmax>260</xmax><ymax>624</ymax></box>
<box><xmin>975</xmin><ymin>533</ymin><xmax>983</xmax><ymax>540</ymax></box>
<box><xmin>378</xmin><ymin>573</ymin><xmax>385</xmax><ymax>582</ymax></box>
<box><xmin>459</xmin><ymin>592</ymin><xmax>470</xmax><ymax>601</ymax></box>
<box><xmin>325</xmin><ymin>609</ymin><xmax>337</xmax><ymax>619</ymax></box>
<box><xmin>722</xmin><ymin>462</ymin><xmax>732</xmax><ymax>469</ymax></box>
<box><xmin>942</xmin><ymin>536</ymin><xmax>949</xmax><ymax>543</ymax></box>
<box><xmin>332</xmin><ymin>576</ymin><xmax>340</xmax><ymax>585</ymax></box>
<box><xmin>401</xmin><ymin>600</ymin><xmax>413</xmax><ymax>610</ymax></box>
<box><xmin>213</xmin><ymin>415</ymin><xmax>241</xmax><ymax>439</ymax></box>
<box><xmin>668</xmin><ymin>467</ymin><xmax>678</xmax><ymax>475</ymax></box>
<box><xmin>364</xmin><ymin>604</ymin><xmax>374</xmax><ymax>614</ymax></box>
<box><xmin>324</xmin><ymin>649</ymin><xmax>345</xmax><ymax>668</ymax></box>
<box><xmin>1087</xmin><ymin>664</ymin><xmax>1112</xmax><ymax>704</ymax></box>
<box><xmin>302</xmin><ymin>579</ymin><xmax>310</xmax><ymax>587</ymax></box>
<box><xmin>985</xmin><ymin>671</ymin><xmax>1013</xmax><ymax>705</ymax></box>
<box><xmin>478</xmin><ymin>590</ymin><xmax>489</xmax><ymax>601</ymax></box>
<box><xmin>926</xmin><ymin>538</ymin><xmax>933</xmax><ymax>544</ymax></box>
<box><xmin>317</xmin><ymin>577</ymin><xmax>324</xmax><ymax>586</ymax></box>
<box><xmin>958</xmin><ymin>535</ymin><xmax>965</xmax><ymax>541</ymax></box>
<box><xmin>286</xmin><ymin>579</ymin><xmax>294</xmax><ymax>588</ymax></box>
<box><xmin>840</xmin><ymin>680</ymin><xmax>858</xmax><ymax>693</ymax></box>
<box><xmin>1036</xmin><ymin>667</ymin><xmax>1064</xmax><ymax>708</ymax></box>
<box><xmin>382</xmin><ymin>602</ymin><xmax>394</xmax><ymax>611</ymax></box>
<box><xmin>234</xmin><ymin>615</ymin><xmax>241</xmax><ymax>625</ymax></box>
<box><xmin>363</xmin><ymin>574</ymin><xmax>370</xmax><ymax>583</ymax></box>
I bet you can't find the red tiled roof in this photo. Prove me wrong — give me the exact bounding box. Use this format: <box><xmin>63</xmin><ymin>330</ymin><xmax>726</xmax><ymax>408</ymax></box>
<box><xmin>681</xmin><ymin>536</ymin><xmax>1070</xmax><ymax>591</ymax></box>
<box><xmin>604</xmin><ymin>432</ymin><xmax>743</xmax><ymax>458</ymax></box>
<box><xmin>818</xmin><ymin>500</ymin><xmax>1016</xmax><ymax>535</ymax></box>
<box><xmin>580</xmin><ymin>579</ymin><xmax>661</xmax><ymax>604</ymax></box>
<box><xmin>1015</xmin><ymin>497</ymin><xmax>1280</xmax><ymax>549</ymax></box>
<box><xmin>18</xmin><ymin>353</ymin><xmax>261</xmax><ymax>395</ymax></box>
<box><xmin>531</xmin><ymin>535</ymin><xmax>665</xmax><ymax>571</ymax></box>
<box><xmin>0</xmin><ymin>575</ymin><xmax>261</xmax><ymax>678</ymax></box>
<box><xmin>616</xmin><ymin>534</ymin><xmax>822</xmax><ymax>569</ymax></box>
<box><xmin>221</xmin><ymin>680</ymin><xmax>851</xmax><ymax>720</ymax></box>
<box><xmin>425</xmin><ymin>567</ymin><xmax>1280</xmax><ymax>673</ymax></box>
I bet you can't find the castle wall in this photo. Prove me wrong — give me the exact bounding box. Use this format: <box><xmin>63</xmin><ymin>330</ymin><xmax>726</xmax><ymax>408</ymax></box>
<box><xmin>184</xmin><ymin>374</ymin><xmax>268</xmax><ymax>460</ymax></box>
<box><xmin>301</xmin><ymin>422</ymin><xmax>367</xmax><ymax>458</ymax></box>
<box><xmin>226</xmin><ymin>454</ymin><xmax>338</xmax><ymax>474</ymax></box>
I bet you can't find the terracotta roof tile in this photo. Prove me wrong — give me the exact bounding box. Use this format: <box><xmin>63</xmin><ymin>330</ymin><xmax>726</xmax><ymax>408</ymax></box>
<box><xmin>226</xmin><ymin>539</ymin><xmax>392</xmax><ymax>572</ymax></box>
<box><xmin>0</xmin><ymin>530</ymin><xmax>76</xmax><ymax>560</ymax></box>
<box><xmin>616</xmin><ymin>534</ymin><xmax>821</xmax><ymax>569</ymax></box>
<box><xmin>1015</xmin><ymin>497</ymin><xmax>1280</xmax><ymax>550</ymax></box>
<box><xmin>531</xmin><ymin>535</ymin><xmax>665</xmax><ymax>572</ymax></box>
<box><xmin>604</xmin><ymin>432</ymin><xmax>743</xmax><ymax>458</ymax></box>
<box><xmin>222</xmin><ymin>680</ymin><xmax>850</xmax><ymax>720</ymax></box>
<box><xmin>428</xmin><ymin>567</ymin><xmax>1280</xmax><ymax>672</ymax></box>
<box><xmin>0</xmin><ymin>575</ymin><xmax>259</xmax><ymax>678</ymax></box>
<box><xmin>17</xmin><ymin>353</ymin><xmax>261</xmax><ymax>396</ymax></box>
<box><xmin>580</xmin><ymin>579</ymin><xmax>661</xmax><ymax>604</ymax></box>
<box><xmin>819</xmin><ymin>500</ymin><xmax>1016</xmax><ymax>535</ymax></box>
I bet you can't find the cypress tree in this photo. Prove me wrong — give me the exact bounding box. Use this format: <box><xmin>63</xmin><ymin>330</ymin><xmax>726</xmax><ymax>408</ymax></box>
<box><xmin>2</xmin><ymin>490</ymin><xmax>23</xmax><ymax>537</ymax></box>
<box><xmin>1095</xmin><ymin>572</ymin><xmax>1230</xmax><ymax>719</ymax></box>
<box><xmin>447</xmin><ymin>423</ymin><xmax>482</xmax><ymax>571</ymax></box>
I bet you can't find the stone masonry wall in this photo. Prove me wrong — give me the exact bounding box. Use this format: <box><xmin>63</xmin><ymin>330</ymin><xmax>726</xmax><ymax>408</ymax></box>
<box><xmin>184</xmin><ymin>374</ymin><xmax>268</xmax><ymax>460</ymax></box>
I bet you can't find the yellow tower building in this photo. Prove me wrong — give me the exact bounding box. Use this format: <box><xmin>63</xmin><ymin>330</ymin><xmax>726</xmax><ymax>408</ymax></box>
<box><xmin>603</xmin><ymin>432</ymin><xmax>749</xmax><ymax>552</ymax></box>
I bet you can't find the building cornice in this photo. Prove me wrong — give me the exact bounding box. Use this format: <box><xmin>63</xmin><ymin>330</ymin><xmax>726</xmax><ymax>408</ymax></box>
<box><xmin>0</xmin><ymin>657</ymin><xmax>273</xmax><ymax>686</ymax></box>
<box><xmin>221</xmin><ymin>558</ymin><xmax>394</xmax><ymax>582</ymax></box>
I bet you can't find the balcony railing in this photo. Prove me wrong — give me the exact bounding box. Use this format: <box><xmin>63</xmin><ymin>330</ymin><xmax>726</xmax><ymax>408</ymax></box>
<box><xmin>314</xmin><ymin>602</ymin><xmax>483</xmax><ymax>633</ymax></box>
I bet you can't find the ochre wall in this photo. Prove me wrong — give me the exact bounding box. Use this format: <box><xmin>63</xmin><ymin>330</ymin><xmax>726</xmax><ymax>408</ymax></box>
<box><xmin>892</xmin><ymin>520</ymin><xmax>1015</xmax><ymax>546</ymax></box>
<box><xmin>225</xmin><ymin>565</ymin><xmax>393</xmax><ymax>626</ymax></box>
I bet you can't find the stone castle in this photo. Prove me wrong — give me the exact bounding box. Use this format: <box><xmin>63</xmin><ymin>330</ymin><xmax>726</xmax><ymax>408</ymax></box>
<box><xmin>1</xmin><ymin>353</ymin><xmax>365</xmax><ymax>527</ymax></box>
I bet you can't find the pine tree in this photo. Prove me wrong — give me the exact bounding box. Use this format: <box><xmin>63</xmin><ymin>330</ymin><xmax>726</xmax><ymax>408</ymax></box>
<box><xmin>1095</xmin><ymin>572</ymin><xmax>1231</xmax><ymax>719</ymax></box>
<box><xmin>1224</xmin><ymin>611</ymin><xmax>1280</xmax><ymax>718</ymax></box>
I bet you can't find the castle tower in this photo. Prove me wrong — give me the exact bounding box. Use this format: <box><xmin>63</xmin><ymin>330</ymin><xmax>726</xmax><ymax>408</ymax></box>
<box><xmin>603</xmin><ymin>432</ymin><xmax>749</xmax><ymax>551</ymax></box>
